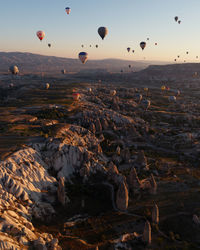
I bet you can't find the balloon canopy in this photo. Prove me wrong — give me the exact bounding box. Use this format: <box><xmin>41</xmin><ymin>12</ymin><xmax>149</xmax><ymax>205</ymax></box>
<box><xmin>36</xmin><ymin>31</ymin><xmax>45</xmax><ymax>41</ymax></box>
<box><xmin>79</xmin><ymin>52</ymin><xmax>88</xmax><ymax>64</ymax></box>
<box><xmin>98</xmin><ymin>27</ymin><xmax>108</xmax><ymax>40</ymax></box>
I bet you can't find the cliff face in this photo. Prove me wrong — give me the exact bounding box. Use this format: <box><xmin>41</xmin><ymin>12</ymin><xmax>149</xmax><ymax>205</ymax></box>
<box><xmin>0</xmin><ymin>123</ymin><xmax>107</xmax><ymax>248</ymax></box>
<box><xmin>0</xmin><ymin>147</ymin><xmax>57</xmax><ymax>248</ymax></box>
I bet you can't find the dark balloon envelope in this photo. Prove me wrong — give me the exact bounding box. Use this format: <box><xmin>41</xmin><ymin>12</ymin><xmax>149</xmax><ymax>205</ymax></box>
<box><xmin>140</xmin><ymin>42</ymin><xmax>146</xmax><ymax>50</ymax></box>
<box><xmin>98</xmin><ymin>27</ymin><xmax>108</xmax><ymax>40</ymax></box>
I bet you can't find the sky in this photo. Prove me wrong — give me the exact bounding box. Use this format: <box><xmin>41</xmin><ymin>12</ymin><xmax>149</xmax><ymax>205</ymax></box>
<box><xmin>1</xmin><ymin>0</ymin><xmax>200</xmax><ymax>62</ymax></box>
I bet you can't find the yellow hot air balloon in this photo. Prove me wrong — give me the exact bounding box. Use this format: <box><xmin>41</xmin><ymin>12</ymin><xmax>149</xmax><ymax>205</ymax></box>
<box><xmin>161</xmin><ymin>85</ymin><xmax>166</xmax><ymax>91</ymax></box>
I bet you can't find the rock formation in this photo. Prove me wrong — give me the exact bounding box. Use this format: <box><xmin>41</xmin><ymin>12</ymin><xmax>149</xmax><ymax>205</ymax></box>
<box><xmin>142</xmin><ymin>220</ymin><xmax>151</xmax><ymax>245</ymax></box>
<box><xmin>121</xmin><ymin>148</ymin><xmax>131</xmax><ymax>163</ymax></box>
<box><xmin>152</xmin><ymin>203</ymin><xmax>159</xmax><ymax>224</ymax></box>
<box><xmin>149</xmin><ymin>174</ymin><xmax>157</xmax><ymax>195</ymax></box>
<box><xmin>57</xmin><ymin>177</ymin><xmax>68</xmax><ymax>206</ymax></box>
<box><xmin>193</xmin><ymin>214</ymin><xmax>200</xmax><ymax>225</ymax></box>
<box><xmin>135</xmin><ymin>150</ymin><xmax>148</xmax><ymax>170</ymax></box>
<box><xmin>129</xmin><ymin>167</ymin><xmax>141</xmax><ymax>193</ymax></box>
<box><xmin>116</xmin><ymin>146</ymin><xmax>121</xmax><ymax>156</ymax></box>
<box><xmin>116</xmin><ymin>181</ymin><xmax>129</xmax><ymax>211</ymax></box>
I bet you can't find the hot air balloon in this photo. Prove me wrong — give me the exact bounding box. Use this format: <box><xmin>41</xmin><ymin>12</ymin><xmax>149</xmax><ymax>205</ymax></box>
<box><xmin>140</xmin><ymin>42</ymin><xmax>146</xmax><ymax>50</ymax></box>
<box><xmin>166</xmin><ymin>86</ymin><xmax>170</xmax><ymax>91</ymax></box>
<box><xmin>155</xmin><ymin>43</ymin><xmax>157</xmax><ymax>46</ymax></box>
<box><xmin>174</xmin><ymin>16</ymin><xmax>178</xmax><ymax>22</ymax></box>
<box><xmin>96</xmin><ymin>45</ymin><xmax>98</xmax><ymax>48</ymax></box>
<box><xmin>65</xmin><ymin>7</ymin><xmax>71</xmax><ymax>15</ymax></box>
<box><xmin>196</xmin><ymin>56</ymin><xmax>199</xmax><ymax>59</ymax></box>
<box><xmin>168</xmin><ymin>96</ymin><xmax>176</xmax><ymax>102</ymax></box>
<box><xmin>48</xmin><ymin>43</ymin><xmax>51</xmax><ymax>48</ymax></box>
<box><xmin>132</xmin><ymin>50</ymin><xmax>135</xmax><ymax>53</ymax></box>
<box><xmin>141</xmin><ymin>99</ymin><xmax>151</xmax><ymax>110</ymax></box>
<box><xmin>98</xmin><ymin>27</ymin><xmax>108</xmax><ymax>40</ymax></box>
<box><xmin>110</xmin><ymin>90</ymin><xmax>116</xmax><ymax>96</ymax></box>
<box><xmin>135</xmin><ymin>93</ymin><xmax>142</xmax><ymax>103</ymax></box>
<box><xmin>79</xmin><ymin>52</ymin><xmax>88</xmax><ymax>64</ymax></box>
<box><xmin>36</xmin><ymin>31</ymin><xmax>45</xmax><ymax>41</ymax></box>
<box><xmin>177</xmin><ymin>55</ymin><xmax>180</xmax><ymax>58</ymax></box>
<box><xmin>81</xmin><ymin>45</ymin><xmax>84</xmax><ymax>48</ymax></box>
<box><xmin>186</xmin><ymin>51</ymin><xmax>189</xmax><ymax>54</ymax></box>
<box><xmin>72</xmin><ymin>93</ymin><xmax>80</xmax><ymax>101</ymax></box>
<box><xmin>90</xmin><ymin>45</ymin><xmax>92</xmax><ymax>47</ymax></box>
<box><xmin>174</xmin><ymin>90</ymin><xmax>180</xmax><ymax>96</ymax></box>
<box><xmin>174</xmin><ymin>59</ymin><xmax>177</xmax><ymax>62</ymax></box>
<box><xmin>87</xmin><ymin>87</ymin><xmax>92</xmax><ymax>92</ymax></box>
<box><xmin>46</xmin><ymin>83</ymin><xmax>50</xmax><ymax>90</ymax></box>
<box><xmin>9</xmin><ymin>65</ymin><xmax>19</xmax><ymax>75</ymax></box>
<box><xmin>161</xmin><ymin>85</ymin><xmax>166</xmax><ymax>91</ymax></box>
<box><xmin>61</xmin><ymin>69</ymin><xmax>66</xmax><ymax>74</ymax></box>
<box><xmin>127</xmin><ymin>47</ymin><xmax>131</xmax><ymax>52</ymax></box>
<box><xmin>147</xmin><ymin>38</ymin><xmax>149</xmax><ymax>41</ymax></box>
<box><xmin>178</xmin><ymin>20</ymin><xmax>181</xmax><ymax>24</ymax></box>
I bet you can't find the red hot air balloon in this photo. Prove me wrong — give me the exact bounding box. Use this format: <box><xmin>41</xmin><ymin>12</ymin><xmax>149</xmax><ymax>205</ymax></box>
<box><xmin>72</xmin><ymin>93</ymin><xmax>80</xmax><ymax>101</ymax></box>
<box><xmin>36</xmin><ymin>31</ymin><xmax>45</xmax><ymax>41</ymax></box>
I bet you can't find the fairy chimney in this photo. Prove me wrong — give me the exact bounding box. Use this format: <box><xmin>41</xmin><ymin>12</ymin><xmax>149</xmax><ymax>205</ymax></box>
<box><xmin>116</xmin><ymin>181</ymin><xmax>129</xmax><ymax>211</ymax></box>
<box><xmin>142</xmin><ymin>220</ymin><xmax>151</xmax><ymax>245</ymax></box>
<box><xmin>152</xmin><ymin>203</ymin><xmax>159</xmax><ymax>224</ymax></box>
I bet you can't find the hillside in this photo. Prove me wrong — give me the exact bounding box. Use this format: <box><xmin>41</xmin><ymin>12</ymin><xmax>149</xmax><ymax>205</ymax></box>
<box><xmin>137</xmin><ymin>63</ymin><xmax>200</xmax><ymax>80</ymax></box>
<box><xmin>0</xmin><ymin>52</ymin><xmax>166</xmax><ymax>74</ymax></box>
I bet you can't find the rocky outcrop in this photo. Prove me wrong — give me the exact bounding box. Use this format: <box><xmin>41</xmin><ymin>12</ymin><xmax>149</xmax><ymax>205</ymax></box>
<box><xmin>95</xmin><ymin>118</ymin><xmax>102</xmax><ymax>133</ymax></box>
<box><xmin>107</xmin><ymin>162</ymin><xmax>126</xmax><ymax>185</ymax></box>
<box><xmin>100</xmin><ymin>117</ymin><xmax>109</xmax><ymax>130</ymax></box>
<box><xmin>32</xmin><ymin>125</ymin><xmax>105</xmax><ymax>179</ymax></box>
<box><xmin>149</xmin><ymin>174</ymin><xmax>157</xmax><ymax>195</ymax></box>
<box><xmin>135</xmin><ymin>150</ymin><xmax>148</xmax><ymax>170</ymax></box>
<box><xmin>121</xmin><ymin>148</ymin><xmax>131</xmax><ymax>163</ymax></box>
<box><xmin>193</xmin><ymin>214</ymin><xmax>200</xmax><ymax>225</ymax></box>
<box><xmin>116</xmin><ymin>181</ymin><xmax>129</xmax><ymax>211</ymax></box>
<box><xmin>152</xmin><ymin>203</ymin><xmax>159</xmax><ymax>224</ymax></box>
<box><xmin>57</xmin><ymin>177</ymin><xmax>69</xmax><ymax>206</ymax></box>
<box><xmin>142</xmin><ymin>220</ymin><xmax>151</xmax><ymax>245</ymax></box>
<box><xmin>116</xmin><ymin>146</ymin><xmax>121</xmax><ymax>156</ymax></box>
<box><xmin>129</xmin><ymin>167</ymin><xmax>141</xmax><ymax>193</ymax></box>
<box><xmin>0</xmin><ymin>123</ymin><xmax>107</xmax><ymax>249</ymax></box>
<box><xmin>0</xmin><ymin>147</ymin><xmax>59</xmax><ymax>248</ymax></box>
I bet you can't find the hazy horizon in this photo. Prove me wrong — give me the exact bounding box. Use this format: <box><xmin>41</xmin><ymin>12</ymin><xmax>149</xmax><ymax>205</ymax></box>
<box><xmin>0</xmin><ymin>51</ymin><xmax>173</xmax><ymax>64</ymax></box>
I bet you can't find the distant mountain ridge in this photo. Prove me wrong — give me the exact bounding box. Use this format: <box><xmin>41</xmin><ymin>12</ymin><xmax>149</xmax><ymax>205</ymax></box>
<box><xmin>137</xmin><ymin>63</ymin><xmax>200</xmax><ymax>79</ymax></box>
<box><xmin>0</xmin><ymin>52</ymin><xmax>168</xmax><ymax>74</ymax></box>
